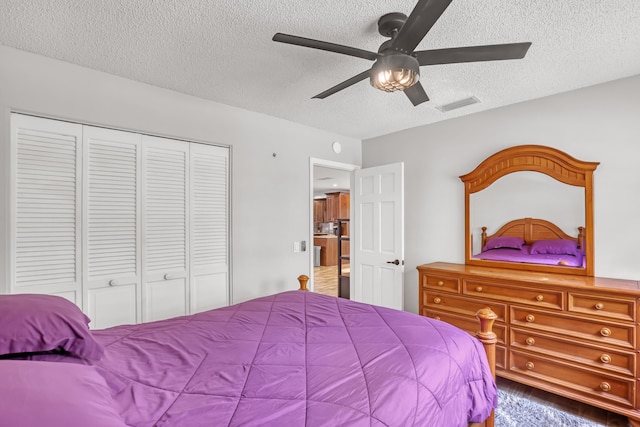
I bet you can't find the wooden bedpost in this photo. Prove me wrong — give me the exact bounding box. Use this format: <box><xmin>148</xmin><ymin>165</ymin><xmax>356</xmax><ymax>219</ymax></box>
<box><xmin>481</xmin><ymin>226</ymin><xmax>488</xmax><ymax>249</ymax></box>
<box><xmin>297</xmin><ymin>274</ymin><xmax>309</xmax><ymax>291</ymax></box>
<box><xmin>475</xmin><ymin>307</ymin><xmax>498</xmax><ymax>427</ymax></box>
<box><xmin>578</xmin><ymin>226</ymin><xmax>585</xmax><ymax>250</ymax></box>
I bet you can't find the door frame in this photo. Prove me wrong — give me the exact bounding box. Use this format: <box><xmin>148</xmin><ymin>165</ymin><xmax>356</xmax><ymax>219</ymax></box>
<box><xmin>308</xmin><ymin>158</ymin><xmax>359</xmax><ymax>292</ymax></box>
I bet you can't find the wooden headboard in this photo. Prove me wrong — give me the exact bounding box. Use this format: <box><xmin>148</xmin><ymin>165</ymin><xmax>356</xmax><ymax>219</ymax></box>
<box><xmin>481</xmin><ymin>217</ymin><xmax>585</xmax><ymax>250</ymax></box>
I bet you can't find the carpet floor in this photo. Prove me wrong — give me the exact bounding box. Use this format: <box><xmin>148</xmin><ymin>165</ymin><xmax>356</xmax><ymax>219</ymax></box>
<box><xmin>496</xmin><ymin>378</ymin><xmax>629</xmax><ymax>427</ymax></box>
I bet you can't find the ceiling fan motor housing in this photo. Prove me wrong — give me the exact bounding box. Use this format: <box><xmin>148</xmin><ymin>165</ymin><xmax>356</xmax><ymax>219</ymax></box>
<box><xmin>377</xmin><ymin>12</ymin><xmax>408</xmax><ymax>38</ymax></box>
<box><xmin>370</xmin><ymin>53</ymin><xmax>420</xmax><ymax>92</ymax></box>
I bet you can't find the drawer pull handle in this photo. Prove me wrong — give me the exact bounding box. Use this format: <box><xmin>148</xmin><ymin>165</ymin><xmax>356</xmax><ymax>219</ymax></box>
<box><xmin>525</xmin><ymin>314</ymin><xmax>535</xmax><ymax>323</ymax></box>
<box><xmin>599</xmin><ymin>382</ymin><xmax>611</xmax><ymax>392</ymax></box>
<box><xmin>109</xmin><ymin>280</ymin><xmax>118</xmax><ymax>286</ymax></box>
<box><xmin>535</xmin><ymin>295</ymin><xmax>544</xmax><ymax>302</ymax></box>
<box><xmin>433</xmin><ymin>297</ymin><xmax>442</xmax><ymax>304</ymax></box>
<box><xmin>434</xmin><ymin>316</ymin><xmax>441</xmax><ymax>321</ymax></box>
<box><xmin>437</xmin><ymin>280</ymin><xmax>444</xmax><ymax>286</ymax></box>
<box><xmin>600</xmin><ymin>354</ymin><xmax>612</xmax><ymax>364</ymax></box>
<box><xmin>600</xmin><ymin>327</ymin><xmax>612</xmax><ymax>337</ymax></box>
<box><xmin>595</xmin><ymin>303</ymin><xmax>604</xmax><ymax>310</ymax></box>
<box><xmin>525</xmin><ymin>337</ymin><xmax>535</xmax><ymax>346</ymax></box>
<box><xmin>475</xmin><ymin>286</ymin><xmax>483</xmax><ymax>292</ymax></box>
<box><xmin>525</xmin><ymin>362</ymin><xmax>535</xmax><ymax>370</ymax></box>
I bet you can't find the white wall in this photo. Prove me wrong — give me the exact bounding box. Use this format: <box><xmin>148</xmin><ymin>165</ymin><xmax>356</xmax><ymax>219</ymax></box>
<box><xmin>0</xmin><ymin>46</ymin><xmax>361</xmax><ymax>302</ymax></box>
<box><xmin>363</xmin><ymin>74</ymin><xmax>640</xmax><ymax>314</ymax></box>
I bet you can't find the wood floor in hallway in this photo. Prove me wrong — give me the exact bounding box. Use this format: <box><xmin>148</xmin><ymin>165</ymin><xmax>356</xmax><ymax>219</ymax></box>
<box><xmin>313</xmin><ymin>265</ymin><xmax>339</xmax><ymax>297</ymax></box>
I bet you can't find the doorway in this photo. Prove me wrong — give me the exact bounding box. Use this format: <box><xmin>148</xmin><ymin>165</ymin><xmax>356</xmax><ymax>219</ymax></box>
<box><xmin>309</xmin><ymin>158</ymin><xmax>358</xmax><ymax>296</ymax></box>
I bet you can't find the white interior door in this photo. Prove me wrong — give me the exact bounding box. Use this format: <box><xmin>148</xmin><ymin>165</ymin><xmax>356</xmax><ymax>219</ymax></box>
<box><xmin>82</xmin><ymin>126</ymin><xmax>141</xmax><ymax>329</ymax></box>
<box><xmin>189</xmin><ymin>143</ymin><xmax>229</xmax><ymax>313</ymax></box>
<box><xmin>10</xmin><ymin>114</ymin><xmax>83</xmax><ymax>305</ymax></box>
<box><xmin>352</xmin><ymin>163</ymin><xmax>404</xmax><ymax>310</ymax></box>
<box><xmin>142</xmin><ymin>135</ymin><xmax>190</xmax><ymax>322</ymax></box>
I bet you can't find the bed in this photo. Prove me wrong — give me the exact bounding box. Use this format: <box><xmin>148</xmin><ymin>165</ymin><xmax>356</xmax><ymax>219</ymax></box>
<box><xmin>474</xmin><ymin>217</ymin><xmax>585</xmax><ymax>267</ymax></box>
<box><xmin>0</xmin><ymin>277</ymin><xmax>498</xmax><ymax>427</ymax></box>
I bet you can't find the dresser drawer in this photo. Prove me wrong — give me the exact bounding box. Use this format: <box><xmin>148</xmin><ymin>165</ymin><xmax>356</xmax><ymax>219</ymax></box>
<box><xmin>511</xmin><ymin>306</ymin><xmax>635</xmax><ymax>350</ymax></box>
<box><xmin>422</xmin><ymin>273</ymin><xmax>460</xmax><ymax>293</ymax></box>
<box><xmin>424</xmin><ymin>292</ymin><xmax>506</xmax><ymax>322</ymax></box>
<box><xmin>463</xmin><ymin>280</ymin><xmax>563</xmax><ymax>310</ymax></box>
<box><xmin>423</xmin><ymin>309</ymin><xmax>506</xmax><ymax>346</ymax></box>
<box><xmin>510</xmin><ymin>350</ymin><xmax>635</xmax><ymax>408</ymax></box>
<box><xmin>511</xmin><ymin>327</ymin><xmax>636</xmax><ymax>376</ymax></box>
<box><xmin>568</xmin><ymin>293</ymin><xmax>636</xmax><ymax>322</ymax></box>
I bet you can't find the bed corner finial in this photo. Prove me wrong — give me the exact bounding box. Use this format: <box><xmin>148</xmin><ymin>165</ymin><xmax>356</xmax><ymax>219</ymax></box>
<box><xmin>297</xmin><ymin>275</ymin><xmax>309</xmax><ymax>291</ymax></box>
<box><xmin>476</xmin><ymin>307</ymin><xmax>498</xmax><ymax>382</ymax></box>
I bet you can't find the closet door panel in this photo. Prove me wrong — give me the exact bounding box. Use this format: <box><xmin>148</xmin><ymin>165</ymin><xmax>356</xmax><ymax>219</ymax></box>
<box><xmin>142</xmin><ymin>136</ymin><xmax>189</xmax><ymax>322</ymax></box>
<box><xmin>82</xmin><ymin>126</ymin><xmax>141</xmax><ymax>329</ymax></box>
<box><xmin>144</xmin><ymin>277</ymin><xmax>188</xmax><ymax>322</ymax></box>
<box><xmin>87</xmin><ymin>284</ymin><xmax>137</xmax><ymax>328</ymax></box>
<box><xmin>190</xmin><ymin>143</ymin><xmax>229</xmax><ymax>313</ymax></box>
<box><xmin>10</xmin><ymin>114</ymin><xmax>83</xmax><ymax>305</ymax></box>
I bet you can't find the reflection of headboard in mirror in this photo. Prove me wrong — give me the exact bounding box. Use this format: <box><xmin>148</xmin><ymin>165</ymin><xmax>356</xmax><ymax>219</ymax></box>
<box><xmin>460</xmin><ymin>145</ymin><xmax>599</xmax><ymax>276</ymax></box>
<box><xmin>481</xmin><ymin>217</ymin><xmax>585</xmax><ymax>250</ymax></box>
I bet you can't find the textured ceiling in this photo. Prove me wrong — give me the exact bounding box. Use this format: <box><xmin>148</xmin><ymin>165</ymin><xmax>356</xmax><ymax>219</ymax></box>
<box><xmin>1</xmin><ymin>1</ymin><xmax>639</xmax><ymax>140</ymax></box>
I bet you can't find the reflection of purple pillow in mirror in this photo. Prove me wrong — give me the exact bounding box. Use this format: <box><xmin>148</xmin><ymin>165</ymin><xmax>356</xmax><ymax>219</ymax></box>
<box><xmin>482</xmin><ymin>236</ymin><xmax>525</xmax><ymax>251</ymax></box>
<box><xmin>530</xmin><ymin>239</ymin><xmax>581</xmax><ymax>257</ymax></box>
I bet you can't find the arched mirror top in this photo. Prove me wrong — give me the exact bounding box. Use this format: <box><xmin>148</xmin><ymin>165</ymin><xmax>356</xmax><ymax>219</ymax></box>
<box><xmin>460</xmin><ymin>145</ymin><xmax>599</xmax><ymax>193</ymax></box>
<box><xmin>460</xmin><ymin>145</ymin><xmax>599</xmax><ymax>276</ymax></box>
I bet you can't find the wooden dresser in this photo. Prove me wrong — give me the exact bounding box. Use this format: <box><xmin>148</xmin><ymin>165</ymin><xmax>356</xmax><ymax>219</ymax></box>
<box><xmin>418</xmin><ymin>262</ymin><xmax>640</xmax><ymax>423</ymax></box>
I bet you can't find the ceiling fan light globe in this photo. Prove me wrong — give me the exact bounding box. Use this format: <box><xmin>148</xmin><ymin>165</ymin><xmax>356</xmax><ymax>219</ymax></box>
<box><xmin>370</xmin><ymin>54</ymin><xmax>420</xmax><ymax>92</ymax></box>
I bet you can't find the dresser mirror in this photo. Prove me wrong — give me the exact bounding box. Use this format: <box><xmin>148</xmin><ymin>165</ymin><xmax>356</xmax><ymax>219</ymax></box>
<box><xmin>460</xmin><ymin>145</ymin><xmax>599</xmax><ymax>276</ymax></box>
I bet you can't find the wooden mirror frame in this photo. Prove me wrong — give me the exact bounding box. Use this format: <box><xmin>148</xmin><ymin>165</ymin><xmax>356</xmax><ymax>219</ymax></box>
<box><xmin>460</xmin><ymin>145</ymin><xmax>599</xmax><ymax>276</ymax></box>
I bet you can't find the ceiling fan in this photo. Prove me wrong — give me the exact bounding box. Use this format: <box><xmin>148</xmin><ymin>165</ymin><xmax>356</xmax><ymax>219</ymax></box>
<box><xmin>273</xmin><ymin>0</ymin><xmax>531</xmax><ymax>106</ymax></box>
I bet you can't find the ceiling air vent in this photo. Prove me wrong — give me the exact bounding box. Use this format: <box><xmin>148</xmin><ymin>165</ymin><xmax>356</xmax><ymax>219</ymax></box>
<box><xmin>436</xmin><ymin>96</ymin><xmax>480</xmax><ymax>113</ymax></box>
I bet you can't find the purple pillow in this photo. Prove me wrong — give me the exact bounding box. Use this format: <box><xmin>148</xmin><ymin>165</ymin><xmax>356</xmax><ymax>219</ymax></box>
<box><xmin>482</xmin><ymin>236</ymin><xmax>525</xmax><ymax>251</ymax></box>
<box><xmin>0</xmin><ymin>360</ymin><xmax>126</xmax><ymax>427</ymax></box>
<box><xmin>530</xmin><ymin>239</ymin><xmax>581</xmax><ymax>257</ymax></box>
<box><xmin>0</xmin><ymin>294</ymin><xmax>103</xmax><ymax>361</ymax></box>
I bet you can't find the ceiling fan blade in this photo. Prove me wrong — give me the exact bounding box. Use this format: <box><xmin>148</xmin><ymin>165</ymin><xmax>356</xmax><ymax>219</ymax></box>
<box><xmin>273</xmin><ymin>33</ymin><xmax>379</xmax><ymax>61</ymax></box>
<box><xmin>416</xmin><ymin>42</ymin><xmax>532</xmax><ymax>66</ymax></box>
<box><xmin>312</xmin><ymin>70</ymin><xmax>371</xmax><ymax>99</ymax></box>
<box><xmin>404</xmin><ymin>82</ymin><xmax>430</xmax><ymax>106</ymax></box>
<box><xmin>390</xmin><ymin>0</ymin><xmax>453</xmax><ymax>53</ymax></box>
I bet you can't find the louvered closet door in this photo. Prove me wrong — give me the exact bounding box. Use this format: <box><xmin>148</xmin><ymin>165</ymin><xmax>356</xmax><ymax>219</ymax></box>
<box><xmin>190</xmin><ymin>143</ymin><xmax>229</xmax><ymax>312</ymax></box>
<box><xmin>142</xmin><ymin>135</ymin><xmax>189</xmax><ymax>322</ymax></box>
<box><xmin>83</xmin><ymin>126</ymin><xmax>141</xmax><ymax>329</ymax></box>
<box><xmin>10</xmin><ymin>114</ymin><xmax>83</xmax><ymax>305</ymax></box>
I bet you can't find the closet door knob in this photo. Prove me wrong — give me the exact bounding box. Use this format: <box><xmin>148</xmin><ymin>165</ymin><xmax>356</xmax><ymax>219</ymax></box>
<box><xmin>433</xmin><ymin>297</ymin><xmax>442</xmax><ymax>304</ymax></box>
<box><xmin>525</xmin><ymin>337</ymin><xmax>535</xmax><ymax>346</ymax></box>
<box><xmin>595</xmin><ymin>303</ymin><xmax>604</xmax><ymax>310</ymax></box>
<box><xmin>109</xmin><ymin>280</ymin><xmax>118</xmax><ymax>286</ymax></box>
<box><xmin>525</xmin><ymin>314</ymin><xmax>535</xmax><ymax>323</ymax></box>
<box><xmin>600</xmin><ymin>327</ymin><xmax>612</xmax><ymax>337</ymax></box>
<box><xmin>599</xmin><ymin>382</ymin><xmax>611</xmax><ymax>392</ymax></box>
<box><xmin>536</xmin><ymin>295</ymin><xmax>544</xmax><ymax>302</ymax></box>
<box><xmin>164</xmin><ymin>274</ymin><xmax>173</xmax><ymax>280</ymax></box>
<box><xmin>600</xmin><ymin>354</ymin><xmax>612</xmax><ymax>364</ymax></box>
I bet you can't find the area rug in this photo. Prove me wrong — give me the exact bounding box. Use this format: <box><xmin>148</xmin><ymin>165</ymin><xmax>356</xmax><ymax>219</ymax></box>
<box><xmin>495</xmin><ymin>388</ymin><xmax>608</xmax><ymax>427</ymax></box>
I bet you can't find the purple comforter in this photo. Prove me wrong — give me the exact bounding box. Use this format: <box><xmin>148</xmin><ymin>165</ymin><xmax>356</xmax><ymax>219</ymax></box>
<box><xmin>474</xmin><ymin>245</ymin><xmax>584</xmax><ymax>267</ymax></box>
<box><xmin>93</xmin><ymin>291</ymin><xmax>497</xmax><ymax>426</ymax></box>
